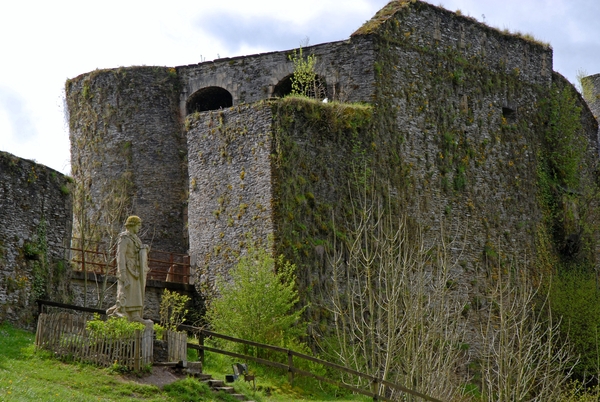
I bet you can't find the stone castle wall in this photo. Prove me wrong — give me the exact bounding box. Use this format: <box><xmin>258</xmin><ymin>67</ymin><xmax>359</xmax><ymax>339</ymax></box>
<box><xmin>0</xmin><ymin>151</ymin><xmax>73</xmax><ymax>328</ymax></box>
<box><xmin>353</xmin><ymin>1</ymin><xmax>553</xmax><ymax>86</ymax></box>
<box><xmin>66</xmin><ymin>67</ymin><xmax>187</xmax><ymax>254</ymax></box>
<box><xmin>368</xmin><ymin>3</ymin><xmax>600</xmax><ymax>344</ymax></box>
<box><xmin>582</xmin><ymin>73</ymin><xmax>600</xmax><ymax>136</ymax></box>
<box><xmin>177</xmin><ymin>36</ymin><xmax>377</xmax><ymax>109</ymax></box>
<box><xmin>186</xmin><ymin>103</ymin><xmax>276</xmax><ymax>285</ymax></box>
<box><xmin>61</xmin><ymin>1</ymin><xmax>600</xmax><ymax>336</ymax></box>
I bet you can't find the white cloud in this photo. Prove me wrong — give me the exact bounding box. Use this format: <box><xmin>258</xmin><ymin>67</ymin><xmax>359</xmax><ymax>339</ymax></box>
<box><xmin>0</xmin><ymin>0</ymin><xmax>597</xmax><ymax>175</ymax></box>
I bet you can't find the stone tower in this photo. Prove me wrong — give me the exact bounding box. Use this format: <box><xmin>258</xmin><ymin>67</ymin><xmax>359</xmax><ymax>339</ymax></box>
<box><xmin>66</xmin><ymin>67</ymin><xmax>188</xmax><ymax>253</ymax></box>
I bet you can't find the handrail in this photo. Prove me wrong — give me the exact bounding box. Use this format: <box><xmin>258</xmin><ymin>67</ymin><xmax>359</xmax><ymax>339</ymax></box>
<box><xmin>179</xmin><ymin>324</ymin><xmax>444</xmax><ymax>402</ymax></box>
<box><xmin>69</xmin><ymin>238</ymin><xmax>191</xmax><ymax>284</ymax></box>
<box><xmin>36</xmin><ymin>299</ymin><xmax>107</xmax><ymax>316</ymax></box>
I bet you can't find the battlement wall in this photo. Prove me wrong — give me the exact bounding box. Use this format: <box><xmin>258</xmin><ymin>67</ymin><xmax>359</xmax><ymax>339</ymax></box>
<box><xmin>177</xmin><ymin>35</ymin><xmax>377</xmax><ymax>111</ymax></box>
<box><xmin>355</xmin><ymin>0</ymin><xmax>553</xmax><ymax>87</ymax></box>
<box><xmin>0</xmin><ymin>151</ymin><xmax>73</xmax><ymax>328</ymax></box>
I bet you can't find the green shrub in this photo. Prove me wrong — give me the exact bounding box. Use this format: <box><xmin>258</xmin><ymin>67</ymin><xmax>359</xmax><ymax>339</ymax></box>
<box><xmin>205</xmin><ymin>245</ymin><xmax>307</xmax><ymax>358</ymax></box>
<box><xmin>85</xmin><ymin>313</ymin><xmax>145</xmax><ymax>340</ymax></box>
<box><xmin>159</xmin><ymin>289</ymin><xmax>190</xmax><ymax>331</ymax></box>
<box><xmin>550</xmin><ymin>270</ymin><xmax>600</xmax><ymax>380</ymax></box>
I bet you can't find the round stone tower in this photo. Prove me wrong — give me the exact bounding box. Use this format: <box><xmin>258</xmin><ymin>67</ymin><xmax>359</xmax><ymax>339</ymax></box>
<box><xmin>66</xmin><ymin>66</ymin><xmax>188</xmax><ymax>253</ymax></box>
<box><xmin>582</xmin><ymin>73</ymin><xmax>600</xmax><ymax>122</ymax></box>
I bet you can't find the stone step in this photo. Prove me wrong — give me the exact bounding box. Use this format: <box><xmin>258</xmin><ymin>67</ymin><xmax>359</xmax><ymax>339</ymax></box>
<box><xmin>203</xmin><ymin>374</ymin><xmax>253</xmax><ymax>402</ymax></box>
<box><xmin>213</xmin><ymin>386</ymin><xmax>235</xmax><ymax>394</ymax></box>
<box><xmin>208</xmin><ymin>379</ymin><xmax>225</xmax><ymax>387</ymax></box>
<box><xmin>189</xmin><ymin>373</ymin><xmax>211</xmax><ymax>380</ymax></box>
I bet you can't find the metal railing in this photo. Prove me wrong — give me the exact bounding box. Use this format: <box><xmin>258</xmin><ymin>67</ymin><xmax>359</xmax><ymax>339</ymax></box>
<box><xmin>69</xmin><ymin>238</ymin><xmax>191</xmax><ymax>284</ymax></box>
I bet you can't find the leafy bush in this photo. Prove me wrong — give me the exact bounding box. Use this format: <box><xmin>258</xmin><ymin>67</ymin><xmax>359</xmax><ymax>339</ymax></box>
<box><xmin>159</xmin><ymin>289</ymin><xmax>190</xmax><ymax>331</ymax></box>
<box><xmin>153</xmin><ymin>323</ymin><xmax>165</xmax><ymax>340</ymax></box>
<box><xmin>85</xmin><ymin>313</ymin><xmax>145</xmax><ymax>340</ymax></box>
<box><xmin>205</xmin><ymin>245</ymin><xmax>307</xmax><ymax>358</ymax></box>
<box><xmin>550</xmin><ymin>270</ymin><xmax>600</xmax><ymax>381</ymax></box>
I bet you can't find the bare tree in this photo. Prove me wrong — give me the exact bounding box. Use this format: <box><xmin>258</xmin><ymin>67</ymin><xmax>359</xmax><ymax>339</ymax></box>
<box><xmin>478</xmin><ymin>265</ymin><xmax>575</xmax><ymax>402</ymax></box>
<box><xmin>72</xmin><ymin>169</ymin><xmax>133</xmax><ymax>308</ymax></box>
<box><xmin>324</xmin><ymin>180</ymin><xmax>468</xmax><ymax>401</ymax></box>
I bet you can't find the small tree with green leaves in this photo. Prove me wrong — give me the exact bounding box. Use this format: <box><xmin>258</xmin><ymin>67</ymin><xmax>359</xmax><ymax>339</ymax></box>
<box><xmin>160</xmin><ymin>289</ymin><xmax>190</xmax><ymax>332</ymax></box>
<box><xmin>206</xmin><ymin>246</ymin><xmax>307</xmax><ymax>358</ymax></box>
<box><xmin>289</xmin><ymin>46</ymin><xmax>325</xmax><ymax>99</ymax></box>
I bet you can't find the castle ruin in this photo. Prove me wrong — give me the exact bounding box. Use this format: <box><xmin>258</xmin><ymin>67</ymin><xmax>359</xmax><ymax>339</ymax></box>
<box><xmin>3</xmin><ymin>0</ymin><xmax>593</xmax><ymax>331</ymax></box>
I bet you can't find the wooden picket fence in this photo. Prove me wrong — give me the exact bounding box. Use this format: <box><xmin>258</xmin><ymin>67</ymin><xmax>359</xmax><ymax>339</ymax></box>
<box><xmin>35</xmin><ymin>312</ymin><xmax>153</xmax><ymax>371</ymax></box>
<box><xmin>165</xmin><ymin>330</ymin><xmax>187</xmax><ymax>363</ymax></box>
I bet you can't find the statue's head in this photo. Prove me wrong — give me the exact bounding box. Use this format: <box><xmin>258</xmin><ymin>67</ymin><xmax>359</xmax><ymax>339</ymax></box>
<box><xmin>125</xmin><ymin>215</ymin><xmax>142</xmax><ymax>231</ymax></box>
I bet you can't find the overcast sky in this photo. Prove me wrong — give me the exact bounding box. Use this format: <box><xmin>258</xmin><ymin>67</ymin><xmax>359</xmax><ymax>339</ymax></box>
<box><xmin>1</xmin><ymin>0</ymin><xmax>598</xmax><ymax>175</ymax></box>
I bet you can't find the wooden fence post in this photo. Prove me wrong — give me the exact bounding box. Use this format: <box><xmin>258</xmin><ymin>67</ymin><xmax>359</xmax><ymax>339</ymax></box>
<box><xmin>372</xmin><ymin>378</ymin><xmax>379</xmax><ymax>401</ymax></box>
<box><xmin>288</xmin><ymin>349</ymin><xmax>294</xmax><ymax>385</ymax></box>
<box><xmin>134</xmin><ymin>330</ymin><xmax>141</xmax><ymax>372</ymax></box>
<box><xmin>199</xmin><ymin>331</ymin><xmax>205</xmax><ymax>365</ymax></box>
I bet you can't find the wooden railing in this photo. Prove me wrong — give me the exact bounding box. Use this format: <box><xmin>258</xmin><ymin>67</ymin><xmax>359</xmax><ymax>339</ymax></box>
<box><xmin>179</xmin><ymin>324</ymin><xmax>444</xmax><ymax>402</ymax></box>
<box><xmin>34</xmin><ymin>301</ymin><xmax>443</xmax><ymax>401</ymax></box>
<box><xmin>69</xmin><ymin>238</ymin><xmax>191</xmax><ymax>284</ymax></box>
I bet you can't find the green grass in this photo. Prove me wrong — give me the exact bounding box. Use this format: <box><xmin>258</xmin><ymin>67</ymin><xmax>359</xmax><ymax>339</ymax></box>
<box><xmin>198</xmin><ymin>344</ymin><xmax>371</xmax><ymax>402</ymax></box>
<box><xmin>0</xmin><ymin>322</ymin><xmax>165</xmax><ymax>401</ymax></box>
<box><xmin>0</xmin><ymin>322</ymin><xmax>369</xmax><ymax>401</ymax></box>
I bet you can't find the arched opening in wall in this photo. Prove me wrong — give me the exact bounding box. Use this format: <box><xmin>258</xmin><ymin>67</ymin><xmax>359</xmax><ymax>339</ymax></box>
<box><xmin>273</xmin><ymin>74</ymin><xmax>328</xmax><ymax>99</ymax></box>
<box><xmin>186</xmin><ymin>87</ymin><xmax>233</xmax><ymax>114</ymax></box>
<box><xmin>273</xmin><ymin>75</ymin><xmax>293</xmax><ymax>98</ymax></box>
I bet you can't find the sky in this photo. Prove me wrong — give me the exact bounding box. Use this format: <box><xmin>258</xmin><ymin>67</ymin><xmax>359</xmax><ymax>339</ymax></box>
<box><xmin>1</xmin><ymin>0</ymin><xmax>598</xmax><ymax>176</ymax></box>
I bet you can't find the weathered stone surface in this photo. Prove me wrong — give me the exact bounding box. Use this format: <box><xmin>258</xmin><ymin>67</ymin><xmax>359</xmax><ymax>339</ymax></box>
<box><xmin>0</xmin><ymin>151</ymin><xmax>72</xmax><ymax>328</ymax></box>
<box><xmin>186</xmin><ymin>103</ymin><xmax>275</xmax><ymax>286</ymax></box>
<box><xmin>69</xmin><ymin>270</ymin><xmax>196</xmax><ymax>321</ymax></box>
<box><xmin>62</xmin><ymin>1</ymin><xmax>600</xmax><ymax>351</ymax></box>
<box><xmin>66</xmin><ymin>67</ymin><xmax>187</xmax><ymax>254</ymax></box>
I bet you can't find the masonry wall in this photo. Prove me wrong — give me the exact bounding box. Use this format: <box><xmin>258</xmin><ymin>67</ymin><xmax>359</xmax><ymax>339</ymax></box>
<box><xmin>0</xmin><ymin>151</ymin><xmax>73</xmax><ymax>329</ymax></box>
<box><xmin>186</xmin><ymin>103</ymin><xmax>276</xmax><ymax>286</ymax></box>
<box><xmin>68</xmin><ymin>271</ymin><xmax>196</xmax><ymax>322</ymax></box>
<box><xmin>66</xmin><ymin>67</ymin><xmax>187</xmax><ymax>254</ymax></box>
<box><xmin>365</xmin><ymin>1</ymin><xmax>600</xmax><ymax>346</ymax></box>
<box><xmin>582</xmin><ymin>73</ymin><xmax>600</xmax><ymax>140</ymax></box>
<box><xmin>177</xmin><ymin>36</ymin><xmax>377</xmax><ymax>110</ymax></box>
<box><xmin>353</xmin><ymin>0</ymin><xmax>553</xmax><ymax>86</ymax></box>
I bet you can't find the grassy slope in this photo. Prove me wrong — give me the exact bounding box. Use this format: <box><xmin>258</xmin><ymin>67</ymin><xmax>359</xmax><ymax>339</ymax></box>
<box><xmin>0</xmin><ymin>322</ymin><xmax>166</xmax><ymax>401</ymax></box>
<box><xmin>0</xmin><ymin>322</ymin><xmax>368</xmax><ymax>402</ymax></box>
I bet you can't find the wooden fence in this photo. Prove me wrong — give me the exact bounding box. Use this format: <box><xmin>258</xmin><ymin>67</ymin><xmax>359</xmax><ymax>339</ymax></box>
<box><xmin>179</xmin><ymin>325</ymin><xmax>443</xmax><ymax>402</ymax></box>
<box><xmin>165</xmin><ymin>330</ymin><xmax>188</xmax><ymax>363</ymax></box>
<box><xmin>35</xmin><ymin>312</ymin><xmax>153</xmax><ymax>371</ymax></box>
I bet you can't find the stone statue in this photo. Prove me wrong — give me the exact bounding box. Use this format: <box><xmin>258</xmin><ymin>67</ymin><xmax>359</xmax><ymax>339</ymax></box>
<box><xmin>107</xmin><ymin>215</ymin><xmax>153</xmax><ymax>327</ymax></box>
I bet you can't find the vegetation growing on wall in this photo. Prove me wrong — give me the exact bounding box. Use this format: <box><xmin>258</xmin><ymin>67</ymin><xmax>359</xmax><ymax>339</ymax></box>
<box><xmin>533</xmin><ymin>79</ymin><xmax>600</xmax><ymax>381</ymax></box>
<box><xmin>65</xmin><ymin>66</ymin><xmax>183</xmax><ymax>306</ymax></box>
<box><xmin>270</xmin><ymin>97</ymin><xmax>373</xmax><ymax>321</ymax></box>
<box><xmin>288</xmin><ymin>47</ymin><xmax>325</xmax><ymax>99</ymax></box>
<box><xmin>345</xmin><ymin>0</ymin><xmax>600</xmax><ymax>393</ymax></box>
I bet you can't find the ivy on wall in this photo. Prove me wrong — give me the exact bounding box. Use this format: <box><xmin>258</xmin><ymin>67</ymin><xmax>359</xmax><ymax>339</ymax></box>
<box><xmin>270</xmin><ymin>96</ymin><xmax>373</xmax><ymax>324</ymax></box>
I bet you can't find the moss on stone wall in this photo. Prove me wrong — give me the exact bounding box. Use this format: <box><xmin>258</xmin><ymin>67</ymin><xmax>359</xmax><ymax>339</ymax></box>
<box><xmin>66</xmin><ymin>66</ymin><xmax>186</xmax><ymax>252</ymax></box>
<box><xmin>270</xmin><ymin>97</ymin><xmax>373</xmax><ymax>324</ymax></box>
<box><xmin>0</xmin><ymin>151</ymin><xmax>73</xmax><ymax>328</ymax></box>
